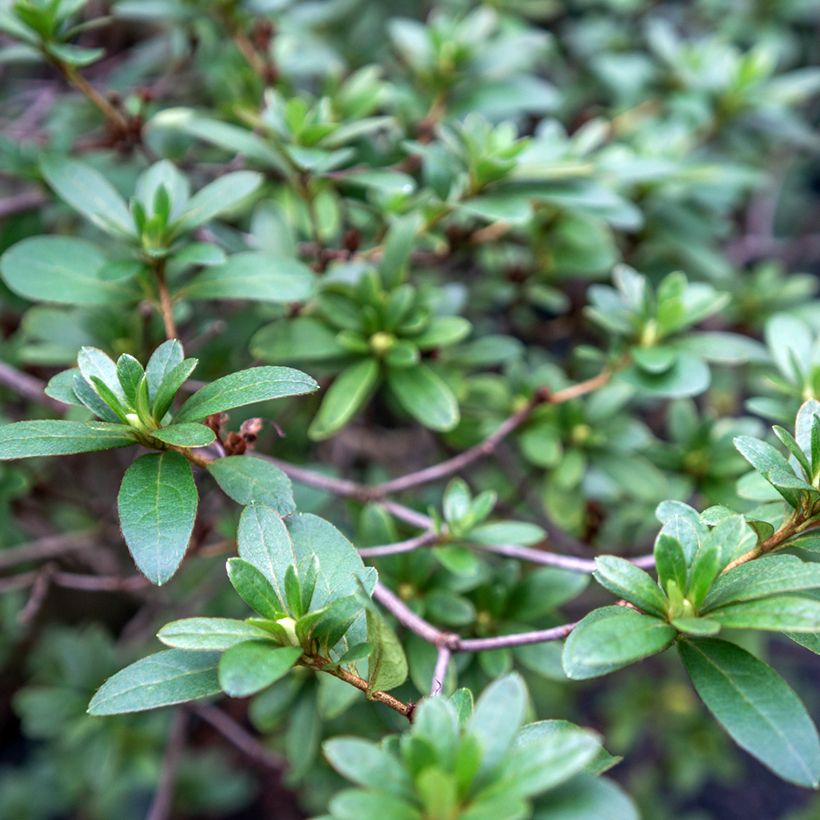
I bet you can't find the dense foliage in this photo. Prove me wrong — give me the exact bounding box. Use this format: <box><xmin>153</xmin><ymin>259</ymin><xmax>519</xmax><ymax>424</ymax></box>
<box><xmin>0</xmin><ymin>0</ymin><xmax>819</xmax><ymax>817</ymax></box>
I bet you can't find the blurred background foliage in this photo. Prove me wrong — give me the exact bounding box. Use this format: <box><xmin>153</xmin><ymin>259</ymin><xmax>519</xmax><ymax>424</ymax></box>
<box><xmin>0</xmin><ymin>0</ymin><xmax>819</xmax><ymax>817</ymax></box>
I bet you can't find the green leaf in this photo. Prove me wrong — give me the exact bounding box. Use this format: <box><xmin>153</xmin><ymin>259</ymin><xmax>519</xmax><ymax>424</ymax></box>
<box><xmin>679</xmin><ymin>638</ymin><xmax>820</xmax><ymax>787</ymax></box>
<box><xmin>706</xmin><ymin>595</ymin><xmax>820</xmax><ymax>633</ymax></box>
<box><xmin>218</xmin><ymin>642</ymin><xmax>302</xmax><ymax>697</ymax></box>
<box><xmin>477</xmin><ymin>723</ymin><xmax>601</xmax><ymax>801</ymax></box>
<box><xmin>329</xmin><ymin>790</ymin><xmax>422</xmax><ymax>820</ymax></box>
<box><xmin>387</xmin><ymin>364</ymin><xmax>459</xmax><ymax>431</ymax></box>
<box><xmin>562</xmin><ymin>607</ymin><xmax>676</xmax><ymax>680</ymax></box>
<box><xmin>379</xmin><ymin>212</ymin><xmax>421</xmax><ymax>289</ymax></box>
<box><xmin>207</xmin><ymin>455</ymin><xmax>295</xmax><ymax>515</ymax></box>
<box><xmin>619</xmin><ymin>352</ymin><xmax>710</xmax><ymax>398</ymax></box>
<box><xmin>116</xmin><ymin>354</ymin><xmax>144</xmax><ymax>404</ymax></box>
<box><xmin>654</xmin><ymin>534</ymin><xmax>688</xmax><ymax>595</ymax></box>
<box><xmin>309</xmin><ymin>359</ymin><xmax>380</xmax><ymax>441</ymax></box>
<box><xmin>88</xmin><ymin>649</ymin><xmax>220</xmax><ymax>715</ymax></box>
<box><xmin>702</xmin><ymin>555</ymin><xmax>820</xmax><ymax>611</ymax></box>
<box><xmin>226</xmin><ymin>557</ymin><xmax>284</xmax><ymax>619</ymax></box>
<box><xmin>152</xmin><ymin>358</ymin><xmax>198</xmax><ymax>421</ymax></box>
<box><xmin>117</xmin><ymin>451</ymin><xmax>198</xmax><ymax>585</ymax></box>
<box><xmin>593</xmin><ymin>556</ymin><xmax>668</xmax><ymax>617</ymax></box>
<box><xmin>671</xmin><ymin>617</ymin><xmax>721</xmax><ymax>636</ymax></box>
<box><xmin>734</xmin><ymin>435</ymin><xmax>805</xmax><ymax>506</ymax></box>
<box><xmin>171</xmin><ymin>171</ymin><xmax>261</xmax><ymax>234</ymax></box>
<box><xmin>0</xmin><ymin>420</ymin><xmax>134</xmax><ymax>460</ymax></box>
<box><xmin>145</xmin><ymin>340</ymin><xmax>184</xmax><ymax>401</ymax></box>
<box><xmin>365</xmin><ymin>610</ymin><xmax>408</xmax><ymax>692</ymax></box>
<box><xmin>534</xmin><ymin>774</ymin><xmax>639</xmax><ymax>820</ymax></box>
<box><xmin>150</xmin><ymin>423</ymin><xmax>215</xmax><ymax>447</ymax></box>
<box><xmin>174</xmin><ymin>366</ymin><xmax>318</xmax><ymax>422</ymax></box>
<box><xmin>323</xmin><ymin>738</ymin><xmax>411</xmax><ymax>799</ymax></box>
<box><xmin>787</xmin><ymin>633</ymin><xmax>820</xmax><ymax>654</ymax></box>
<box><xmin>158</xmin><ymin>617</ymin><xmax>274</xmax><ymax>651</ymax></box>
<box><xmin>184</xmin><ymin>252</ymin><xmax>314</xmax><ymax>303</ymax></box>
<box><xmin>468</xmin><ymin>674</ymin><xmax>528</xmax><ymax>776</ymax></box>
<box><xmin>40</xmin><ymin>156</ymin><xmax>135</xmax><ymax>237</ymax></box>
<box><xmin>251</xmin><ymin>316</ymin><xmax>346</xmax><ymax>363</ymax></box>
<box><xmin>413</xmin><ymin>316</ymin><xmax>471</xmax><ymax>350</ymax></box>
<box><xmin>1</xmin><ymin>237</ymin><xmax>138</xmax><ymax>306</ymax></box>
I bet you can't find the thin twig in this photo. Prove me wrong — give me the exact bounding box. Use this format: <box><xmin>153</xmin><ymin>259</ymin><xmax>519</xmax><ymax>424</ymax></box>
<box><xmin>191</xmin><ymin>703</ymin><xmax>286</xmax><ymax>770</ymax></box>
<box><xmin>458</xmin><ymin>622</ymin><xmax>576</xmax><ymax>651</ymax></box>
<box><xmin>146</xmin><ymin>710</ymin><xmax>188</xmax><ymax>820</ymax></box>
<box><xmin>0</xmin><ymin>361</ymin><xmax>64</xmax><ymax>411</ymax></box>
<box><xmin>0</xmin><ymin>530</ymin><xmax>97</xmax><ymax>570</ymax></box>
<box><xmin>359</xmin><ymin>530</ymin><xmax>438</xmax><ymax>558</ymax></box>
<box><xmin>430</xmin><ymin>646</ymin><xmax>451</xmax><ymax>696</ymax></box>
<box><xmin>373</xmin><ymin>582</ymin><xmax>450</xmax><ymax>646</ymax></box>
<box><xmin>0</xmin><ymin>188</ymin><xmax>47</xmax><ymax>219</ymax></box>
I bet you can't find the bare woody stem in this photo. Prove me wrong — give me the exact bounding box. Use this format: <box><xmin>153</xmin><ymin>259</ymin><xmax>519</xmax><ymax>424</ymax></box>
<box><xmin>303</xmin><ymin>654</ymin><xmax>415</xmax><ymax>719</ymax></box>
<box><xmin>721</xmin><ymin>513</ymin><xmax>815</xmax><ymax>574</ymax></box>
<box><xmin>58</xmin><ymin>63</ymin><xmax>131</xmax><ymax>134</ymax></box>
<box><xmin>153</xmin><ymin>259</ymin><xmax>178</xmax><ymax>341</ymax></box>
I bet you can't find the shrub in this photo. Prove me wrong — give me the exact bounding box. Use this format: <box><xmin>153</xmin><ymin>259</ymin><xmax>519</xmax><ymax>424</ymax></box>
<box><xmin>0</xmin><ymin>0</ymin><xmax>819</xmax><ymax>817</ymax></box>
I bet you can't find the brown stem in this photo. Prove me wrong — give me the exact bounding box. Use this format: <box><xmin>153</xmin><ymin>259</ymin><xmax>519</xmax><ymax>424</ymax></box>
<box><xmin>304</xmin><ymin>655</ymin><xmax>414</xmax><ymax>719</ymax></box>
<box><xmin>721</xmin><ymin>514</ymin><xmax>809</xmax><ymax>574</ymax></box>
<box><xmin>154</xmin><ymin>259</ymin><xmax>178</xmax><ymax>341</ymax></box>
<box><xmin>146</xmin><ymin>710</ymin><xmax>188</xmax><ymax>820</ymax></box>
<box><xmin>60</xmin><ymin>65</ymin><xmax>130</xmax><ymax>134</ymax></box>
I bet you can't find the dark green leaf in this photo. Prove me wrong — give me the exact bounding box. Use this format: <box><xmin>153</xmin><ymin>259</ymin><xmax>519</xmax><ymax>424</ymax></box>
<box><xmin>309</xmin><ymin>359</ymin><xmax>380</xmax><ymax>441</ymax></box>
<box><xmin>593</xmin><ymin>556</ymin><xmax>668</xmax><ymax>617</ymax></box>
<box><xmin>158</xmin><ymin>617</ymin><xmax>274</xmax><ymax>651</ymax></box>
<box><xmin>218</xmin><ymin>643</ymin><xmax>302</xmax><ymax>697</ymax></box>
<box><xmin>387</xmin><ymin>363</ymin><xmax>459</xmax><ymax>431</ymax></box>
<box><xmin>117</xmin><ymin>451</ymin><xmax>198</xmax><ymax>585</ymax></box>
<box><xmin>88</xmin><ymin>650</ymin><xmax>220</xmax><ymax>715</ymax></box>
<box><xmin>679</xmin><ymin>638</ymin><xmax>820</xmax><ymax>787</ymax></box>
<box><xmin>174</xmin><ymin>366</ymin><xmax>318</xmax><ymax>422</ymax></box>
<box><xmin>0</xmin><ymin>420</ymin><xmax>134</xmax><ymax>460</ymax></box>
<box><xmin>207</xmin><ymin>455</ymin><xmax>295</xmax><ymax>515</ymax></box>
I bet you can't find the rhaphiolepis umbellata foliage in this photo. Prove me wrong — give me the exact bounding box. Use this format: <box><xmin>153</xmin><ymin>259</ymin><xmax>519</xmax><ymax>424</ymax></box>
<box><xmin>0</xmin><ymin>0</ymin><xmax>819</xmax><ymax>817</ymax></box>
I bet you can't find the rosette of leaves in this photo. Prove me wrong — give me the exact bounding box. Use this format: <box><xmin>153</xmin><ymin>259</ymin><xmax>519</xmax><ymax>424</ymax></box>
<box><xmin>563</xmin><ymin>402</ymin><xmax>820</xmax><ymax>786</ymax></box>
<box><xmin>517</xmin><ymin>381</ymin><xmax>670</xmax><ymax>533</ymax></box>
<box><xmin>0</xmin><ymin>158</ymin><xmax>314</xmax><ymax>353</ymax></box>
<box><xmin>586</xmin><ymin>264</ymin><xmax>766</xmax><ymax>398</ymax></box>
<box><xmin>651</xmin><ymin>399</ymin><xmax>764</xmax><ymax>508</ymax></box>
<box><xmin>0</xmin><ymin>339</ymin><xmax>318</xmax><ymax>583</ymax></box>
<box><xmin>252</xmin><ymin>239</ymin><xmax>470</xmax><ymax>439</ymax></box>
<box><xmin>746</xmin><ymin>312</ymin><xmax>820</xmax><ymax>423</ymax></box>
<box><xmin>0</xmin><ymin>0</ymin><xmax>104</xmax><ymax>67</ymax></box>
<box><xmin>323</xmin><ymin>674</ymin><xmax>637</xmax><ymax>820</ymax></box>
<box><xmin>389</xmin><ymin>7</ymin><xmax>556</xmax><ymax>121</ymax></box>
<box><xmin>87</xmin><ymin>508</ymin><xmax>405</xmax><ymax>714</ymax></box>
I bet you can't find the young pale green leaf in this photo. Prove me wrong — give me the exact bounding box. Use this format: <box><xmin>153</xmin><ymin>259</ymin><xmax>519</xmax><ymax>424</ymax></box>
<box><xmin>78</xmin><ymin>346</ymin><xmax>124</xmax><ymax>401</ymax></box>
<box><xmin>72</xmin><ymin>374</ymin><xmax>121</xmax><ymax>422</ymax></box>
<box><xmin>654</xmin><ymin>534</ymin><xmax>688</xmax><ymax>596</ymax></box>
<box><xmin>117</xmin><ymin>451</ymin><xmax>198</xmax><ymax>585</ymax></box>
<box><xmin>562</xmin><ymin>607</ymin><xmax>676</xmax><ymax>680</ymax></box>
<box><xmin>593</xmin><ymin>556</ymin><xmax>668</xmax><ymax>617</ymax></box>
<box><xmin>116</xmin><ymin>354</ymin><xmax>144</xmax><ymax>404</ymax></box>
<box><xmin>468</xmin><ymin>674</ymin><xmax>528</xmax><ymax>776</ymax></box>
<box><xmin>773</xmin><ymin>425</ymin><xmax>811</xmax><ymax>479</ymax></box>
<box><xmin>88</xmin><ymin>649</ymin><xmax>220</xmax><ymax>715</ymax></box>
<box><xmin>218</xmin><ymin>642</ymin><xmax>302</xmax><ymax>697</ymax></box>
<box><xmin>183</xmin><ymin>252</ymin><xmax>315</xmax><ymax>303</ymax></box>
<box><xmin>702</xmin><ymin>555</ymin><xmax>820</xmax><ymax>611</ymax></box>
<box><xmin>706</xmin><ymin>595</ymin><xmax>820</xmax><ymax>633</ymax></box>
<box><xmin>226</xmin><ymin>557</ymin><xmax>284</xmax><ymax>619</ymax></box>
<box><xmin>207</xmin><ymin>455</ymin><xmax>295</xmax><ymax>515</ymax></box>
<box><xmin>387</xmin><ymin>363</ymin><xmax>459</xmax><ymax>431</ymax></box>
<box><xmin>174</xmin><ymin>366</ymin><xmax>318</xmax><ymax>422</ymax></box>
<box><xmin>0</xmin><ymin>420</ymin><xmax>135</xmax><ymax>460</ymax></box>
<box><xmin>309</xmin><ymin>358</ymin><xmax>380</xmax><ymax>441</ymax></box>
<box><xmin>323</xmin><ymin>738</ymin><xmax>412</xmax><ymax>799</ymax></box>
<box><xmin>0</xmin><ymin>237</ymin><xmax>138</xmax><ymax>306</ymax></box>
<box><xmin>150</xmin><ymin>423</ymin><xmax>215</xmax><ymax>447</ymax></box>
<box><xmin>41</xmin><ymin>156</ymin><xmax>135</xmax><ymax>237</ymax></box>
<box><xmin>152</xmin><ymin>358</ymin><xmax>199</xmax><ymax>421</ymax></box>
<box><xmin>733</xmin><ymin>435</ymin><xmax>805</xmax><ymax>506</ymax></box>
<box><xmin>145</xmin><ymin>339</ymin><xmax>184</xmax><ymax>400</ymax></box>
<box><xmin>619</xmin><ymin>353</ymin><xmax>710</xmax><ymax>399</ymax></box>
<box><xmin>365</xmin><ymin>610</ymin><xmax>408</xmax><ymax>692</ymax></box>
<box><xmin>679</xmin><ymin>638</ymin><xmax>820</xmax><ymax>788</ymax></box>
<box><xmin>671</xmin><ymin>617</ymin><xmax>721</xmax><ymax>636</ymax></box>
<box><xmin>795</xmin><ymin>398</ymin><xmax>820</xmax><ymax>471</ymax></box>
<box><xmin>328</xmin><ymin>789</ymin><xmax>422</xmax><ymax>820</ymax></box>
<box><xmin>157</xmin><ymin>617</ymin><xmax>274</xmax><ymax>651</ymax></box>
<box><xmin>534</xmin><ymin>774</ymin><xmax>638</xmax><ymax>820</ymax></box>
<box><xmin>171</xmin><ymin>171</ymin><xmax>262</xmax><ymax>234</ymax></box>
<box><xmin>477</xmin><ymin>723</ymin><xmax>601</xmax><ymax>801</ymax></box>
